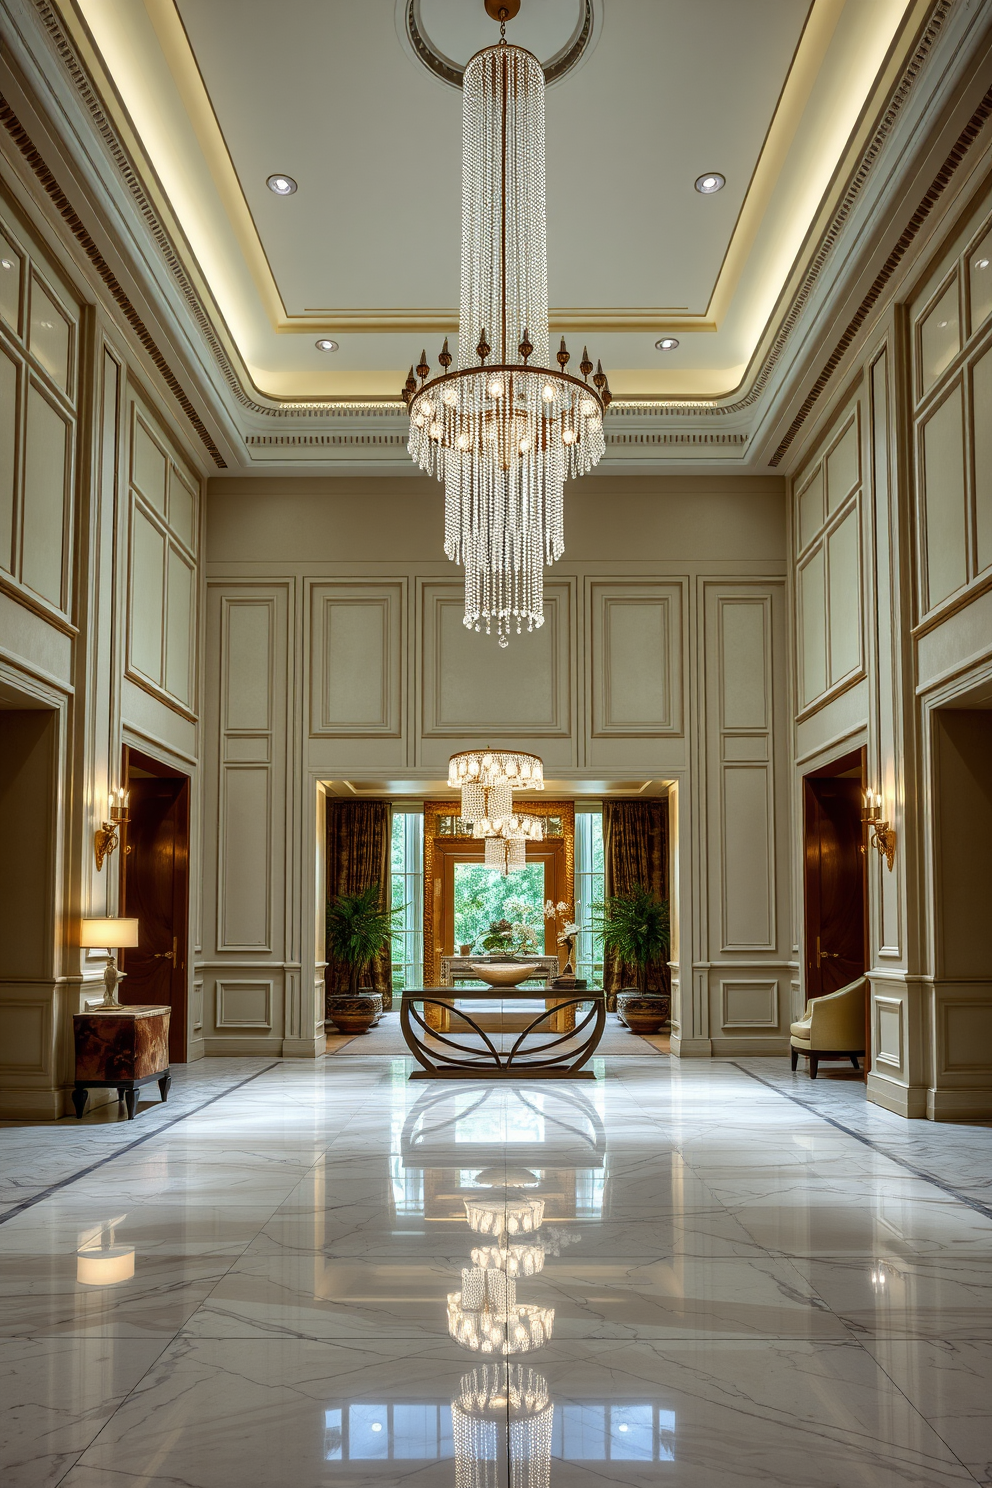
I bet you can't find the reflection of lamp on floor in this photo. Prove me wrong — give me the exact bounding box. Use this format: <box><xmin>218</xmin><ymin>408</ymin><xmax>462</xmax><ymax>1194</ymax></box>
<box><xmin>76</xmin><ymin>1217</ymin><xmax>134</xmax><ymax>1285</ymax></box>
<box><xmin>80</xmin><ymin>918</ymin><xmax>139</xmax><ymax>1007</ymax></box>
<box><xmin>453</xmin><ymin>1364</ymin><xmax>553</xmax><ymax>1488</ymax></box>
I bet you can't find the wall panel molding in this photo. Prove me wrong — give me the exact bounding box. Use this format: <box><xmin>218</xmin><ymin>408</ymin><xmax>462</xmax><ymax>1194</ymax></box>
<box><xmin>309</xmin><ymin>580</ymin><xmax>404</xmax><ymax>736</ymax></box>
<box><xmin>419</xmin><ymin>579</ymin><xmax>573</xmax><ymax>739</ymax></box>
<box><xmin>588</xmin><ymin>579</ymin><xmax>684</xmax><ymax>737</ymax></box>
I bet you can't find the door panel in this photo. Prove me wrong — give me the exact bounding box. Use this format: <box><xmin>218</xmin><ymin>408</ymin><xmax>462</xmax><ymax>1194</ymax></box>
<box><xmin>119</xmin><ymin>749</ymin><xmax>190</xmax><ymax>1063</ymax></box>
<box><xmin>803</xmin><ymin>754</ymin><xmax>867</xmax><ymax>1000</ymax></box>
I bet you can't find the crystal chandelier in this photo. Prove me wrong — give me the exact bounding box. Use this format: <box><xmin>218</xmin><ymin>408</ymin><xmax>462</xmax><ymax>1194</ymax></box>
<box><xmin>403</xmin><ymin>1</ymin><xmax>610</xmax><ymax>647</ymax></box>
<box><xmin>448</xmin><ymin>747</ymin><xmax>545</xmax><ymax>874</ymax></box>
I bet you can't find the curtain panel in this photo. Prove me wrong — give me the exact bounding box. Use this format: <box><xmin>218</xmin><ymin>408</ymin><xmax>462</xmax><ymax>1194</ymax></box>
<box><xmin>603</xmin><ymin>799</ymin><xmax>669</xmax><ymax>1000</ymax></box>
<box><xmin>325</xmin><ymin>800</ymin><xmax>393</xmax><ymax>1009</ymax></box>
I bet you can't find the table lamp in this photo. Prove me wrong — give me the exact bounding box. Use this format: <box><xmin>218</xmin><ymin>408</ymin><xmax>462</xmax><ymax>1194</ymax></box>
<box><xmin>80</xmin><ymin>917</ymin><xmax>140</xmax><ymax>1008</ymax></box>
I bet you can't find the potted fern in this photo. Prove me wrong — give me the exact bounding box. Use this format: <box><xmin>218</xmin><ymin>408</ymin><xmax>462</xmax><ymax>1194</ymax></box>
<box><xmin>325</xmin><ymin>884</ymin><xmax>402</xmax><ymax>1033</ymax></box>
<box><xmin>593</xmin><ymin>884</ymin><xmax>671</xmax><ymax>1032</ymax></box>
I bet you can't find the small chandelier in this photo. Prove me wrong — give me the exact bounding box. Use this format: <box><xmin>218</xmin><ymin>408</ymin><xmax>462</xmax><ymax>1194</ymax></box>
<box><xmin>453</xmin><ymin>1366</ymin><xmax>553</xmax><ymax>1488</ymax></box>
<box><xmin>403</xmin><ymin>1</ymin><xmax>610</xmax><ymax>647</ymax></box>
<box><xmin>470</xmin><ymin>1241</ymin><xmax>546</xmax><ymax>1278</ymax></box>
<box><xmin>448</xmin><ymin>748</ymin><xmax>545</xmax><ymax>821</ymax></box>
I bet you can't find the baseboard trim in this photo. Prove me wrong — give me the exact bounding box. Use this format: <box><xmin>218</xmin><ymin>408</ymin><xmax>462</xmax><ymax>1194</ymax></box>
<box><xmin>282</xmin><ymin>1037</ymin><xmax>324</xmax><ymax>1059</ymax></box>
<box><xmin>711</xmin><ymin>1038</ymin><xmax>791</xmax><ymax>1057</ymax></box>
<box><xmin>866</xmin><ymin>1071</ymin><xmax>928</xmax><ymax>1119</ymax></box>
<box><xmin>927</xmin><ymin>1087</ymin><xmax>992</xmax><ymax>1121</ymax></box>
<box><xmin>669</xmin><ymin>1036</ymin><xmax>713</xmax><ymax>1057</ymax></box>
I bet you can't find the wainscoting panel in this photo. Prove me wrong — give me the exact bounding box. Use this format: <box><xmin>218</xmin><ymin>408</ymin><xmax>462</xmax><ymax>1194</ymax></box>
<box><xmin>215</xmin><ymin>980</ymin><xmax>273</xmax><ymax>1030</ymax></box>
<box><xmin>588</xmin><ymin>580</ymin><xmax>684</xmax><ymax>736</ymax></box>
<box><xmin>720</xmin><ymin>979</ymin><xmax>779</xmax><ymax>1028</ymax></box>
<box><xmin>310</xmin><ymin>581</ymin><xmax>404</xmax><ymax>735</ymax></box>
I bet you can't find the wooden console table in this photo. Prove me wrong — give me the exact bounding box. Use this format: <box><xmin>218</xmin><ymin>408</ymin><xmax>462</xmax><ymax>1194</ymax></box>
<box><xmin>400</xmin><ymin>987</ymin><xmax>606</xmax><ymax>1080</ymax></box>
<box><xmin>72</xmin><ymin>1004</ymin><xmax>171</xmax><ymax>1120</ymax></box>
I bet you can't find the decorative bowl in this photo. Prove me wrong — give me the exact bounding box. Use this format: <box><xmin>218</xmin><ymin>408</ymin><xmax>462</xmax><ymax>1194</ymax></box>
<box><xmin>470</xmin><ymin>962</ymin><xmax>541</xmax><ymax>988</ymax></box>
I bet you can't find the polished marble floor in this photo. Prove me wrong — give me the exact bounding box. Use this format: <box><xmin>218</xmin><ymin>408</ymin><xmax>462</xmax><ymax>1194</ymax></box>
<box><xmin>1</xmin><ymin>1049</ymin><xmax>991</xmax><ymax>1486</ymax></box>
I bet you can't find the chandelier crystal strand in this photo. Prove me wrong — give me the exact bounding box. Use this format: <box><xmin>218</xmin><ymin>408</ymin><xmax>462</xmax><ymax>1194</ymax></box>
<box><xmin>405</xmin><ymin>14</ymin><xmax>609</xmax><ymax>645</ymax></box>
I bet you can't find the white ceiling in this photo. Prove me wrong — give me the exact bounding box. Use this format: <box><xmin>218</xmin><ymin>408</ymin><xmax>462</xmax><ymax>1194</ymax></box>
<box><xmin>76</xmin><ymin>0</ymin><xmax>919</xmax><ymax>400</ymax></box>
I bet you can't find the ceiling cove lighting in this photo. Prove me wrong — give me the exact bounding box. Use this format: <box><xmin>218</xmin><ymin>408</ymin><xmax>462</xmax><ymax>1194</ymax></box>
<box><xmin>266</xmin><ymin>173</ymin><xmax>298</xmax><ymax>195</ymax></box>
<box><xmin>402</xmin><ymin>1</ymin><xmax>610</xmax><ymax>647</ymax></box>
<box><xmin>315</xmin><ymin>338</ymin><xmax>338</xmax><ymax>352</ymax></box>
<box><xmin>694</xmin><ymin>172</ymin><xmax>725</xmax><ymax>194</ymax></box>
<box><xmin>656</xmin><ymin>337</ymin><xmax>679</xmax><ymax>350</ymax></box>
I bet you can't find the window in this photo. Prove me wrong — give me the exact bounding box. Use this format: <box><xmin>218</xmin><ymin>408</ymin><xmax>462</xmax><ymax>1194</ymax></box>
<box><xmin>391</xmin><ymin>811</ymin><xmax>423</xmax><ymax>991</ymax></box>
<box><xmin>575</xmin><ymin>809</ymin><xmax>604</xmax><ymax>985</ymax></box>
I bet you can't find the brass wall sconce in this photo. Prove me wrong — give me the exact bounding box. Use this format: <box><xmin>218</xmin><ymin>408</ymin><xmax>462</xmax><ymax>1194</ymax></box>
<box><xmin>863</xmin><ymin>790</ymin><xmax>896</xmax><ymax>871</ymax></box>
<box><xmin>94</xmin><ymin>788</ymin><xmax>129</xmax><ymax>871</ymax></box>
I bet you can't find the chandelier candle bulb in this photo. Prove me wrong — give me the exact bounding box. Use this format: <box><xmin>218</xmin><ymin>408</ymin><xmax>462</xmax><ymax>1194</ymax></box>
<box><xmin>403</xmin><ymin>6</ymin><xmax>608</xmax><ymax>646</ymax></box>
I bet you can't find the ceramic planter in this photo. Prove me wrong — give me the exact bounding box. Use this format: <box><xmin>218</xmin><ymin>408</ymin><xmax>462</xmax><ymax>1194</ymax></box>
<box><xmin>616</xmin><ymin>991</ymin><xmax>670</xmax><ymax>1034</ymax></box>
<box><xmin>327</xmin><ymin>992</ymin><xmax>382</xmax><ymax>1034</ymax></box>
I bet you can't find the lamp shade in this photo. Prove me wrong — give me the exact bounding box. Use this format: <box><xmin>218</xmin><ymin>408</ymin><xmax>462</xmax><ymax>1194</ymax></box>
<box><xmin>80</xmin><ymin>917</ymin><xmax>139</xmax><ymax>949</ymax></box>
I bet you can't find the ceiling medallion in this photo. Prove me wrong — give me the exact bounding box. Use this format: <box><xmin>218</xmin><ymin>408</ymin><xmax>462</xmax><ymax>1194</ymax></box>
<box><xmin>405</xmin><ymin>0</ymin><xmax>595</xmax><ymax>90</ymax></box>
<box><xmin>403</xmin><ymin>3</ymin><xmax>610</xmax><ymax>647</ymax></box>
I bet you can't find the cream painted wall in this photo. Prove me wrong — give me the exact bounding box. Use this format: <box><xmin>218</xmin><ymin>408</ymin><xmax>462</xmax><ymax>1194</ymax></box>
<box><xmin>0</xmin><ymin>179</ymin><xmax>207</xmax><ymax>1118</ymax></box>
<box><xmin>784</xmin><ymin>155</ymin><xmax>992</xmax><ymax>1120</ymax></box>
<box><xmin>203</xmin><ymin>473</ymin><xmax>793</xmax><ymax>1059</ymax></box>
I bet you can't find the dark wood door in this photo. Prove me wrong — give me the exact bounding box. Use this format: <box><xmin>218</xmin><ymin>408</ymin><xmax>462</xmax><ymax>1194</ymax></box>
<box><xmin>119</xmin><ymin>748</ymin><xmax>190</xmax><ymax>1063</ymax></box>
<box><xmin>803</xmin><ymin>758</ymin><xmax>866</xmax><ymax>1000</ymax></box>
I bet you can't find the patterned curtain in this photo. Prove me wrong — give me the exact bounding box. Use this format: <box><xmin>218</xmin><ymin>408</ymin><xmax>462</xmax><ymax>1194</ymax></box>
<box><xmin>603</xmin><ymin>799</ymin><xmax>669</xmax><ymax>1000</ymax></box>
<box><xmin>325</xmin><ymin>801</ymin><xmax>393</xmax><ymax>1009</ymax></box>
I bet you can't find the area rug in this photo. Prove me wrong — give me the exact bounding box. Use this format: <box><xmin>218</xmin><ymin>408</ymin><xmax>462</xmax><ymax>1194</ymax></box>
<box><xmin>326</xmin><ymin>1011</ymin><xmax>668</xmax><ymax>1057</ymax></box>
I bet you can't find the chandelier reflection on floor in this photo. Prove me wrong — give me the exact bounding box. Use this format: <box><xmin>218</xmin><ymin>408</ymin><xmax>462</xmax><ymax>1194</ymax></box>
<box><xmin>403</xmin><ymin>1</ymin><xmax>610</xmax><ymax>647</ymax></box>
<box><xmin>453</xmin><ymin>1364</ymin><xmax>553</xmax><ymax>1488</ymax></box>
<box><xmin>448</xmin><ymin>1265</ymin><xmax>554</xmax><ymax>1355</ymax></box>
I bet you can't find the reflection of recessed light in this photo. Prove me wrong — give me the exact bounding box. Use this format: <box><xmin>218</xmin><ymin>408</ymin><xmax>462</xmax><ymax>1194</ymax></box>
<box><xmin>938</xmin><ymin>320</ymin><xmax>949</xmax><ymax>328</ymax></box>
<box><xmin>371</xmin><ymin>1422</ymin><xmax>383</xmax><ymax>1432</ymax></box>
<box><xmin>694</xmin><ymin>172</ymin><xmax>725</xmax><ymax>194</ymax></box>
<box><xmin>315</xmin><ymin>338</ymin><xmax>338</xmax><ymax>352</ymax></box>
<box><xmin>618</xmin><ymin>1423</ymin><xmax>629</xmax><ymax>1432</ymax></box>
<box><xmin>976</xmin><ymin>257</ymin><xmax>990</xmax><ymax>269</ymax></box>
<box><xmin>0</xmin><ymin>258</ymin><xmax>14</xmax><ymax>270</ymax></box>
<box><xmin>266</xmin><ymin>174</ymin><xmax>297</xmax><ymax>195</ymax></box>
<box><xmin>656</xmin><ymin>337</ymin><xmax>679</xmax><ymax>350</ymax></box>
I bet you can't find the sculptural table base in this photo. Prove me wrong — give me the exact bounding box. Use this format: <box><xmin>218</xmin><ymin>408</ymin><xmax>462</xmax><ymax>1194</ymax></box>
<box><xmin>400</xmin><ymin>989</ymin><xmax>606</xmax><ymax>1080</ymax></box>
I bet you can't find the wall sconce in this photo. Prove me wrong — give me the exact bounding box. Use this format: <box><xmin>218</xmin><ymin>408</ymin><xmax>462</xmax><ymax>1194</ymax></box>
<box><xmin>80</xmin><ymin>917</ymin><xmax>140</xmax><ymax>1006</ymax></box>
<box><xmin>862</xmin><ymin>791</ymin><xmax>896</xmax><ymax>871</ymax></box>
<box><xmin>94</xmin><ymin>788</ymin><xmax>129</xmax><ymax>871</ymax></box>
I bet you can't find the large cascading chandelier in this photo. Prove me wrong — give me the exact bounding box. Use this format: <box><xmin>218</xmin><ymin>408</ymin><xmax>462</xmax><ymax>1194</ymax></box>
<box><xmin>403</xmin><ymin>1</ymin><xmax>610</xmax><ymax>647</ymax></box>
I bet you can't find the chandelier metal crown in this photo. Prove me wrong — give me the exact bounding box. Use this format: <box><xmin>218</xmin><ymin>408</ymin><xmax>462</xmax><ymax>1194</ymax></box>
<box><xmin>403</xmin><ymin>3</ymin><xmax>610</xmax><ymax>647</ymax></box>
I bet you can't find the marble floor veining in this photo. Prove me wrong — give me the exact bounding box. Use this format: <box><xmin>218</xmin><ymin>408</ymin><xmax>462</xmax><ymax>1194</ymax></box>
<box><xmin>1</xmin><ymin>1050</ymin><xmax>991</xmax><ymax>1485</ymax></box>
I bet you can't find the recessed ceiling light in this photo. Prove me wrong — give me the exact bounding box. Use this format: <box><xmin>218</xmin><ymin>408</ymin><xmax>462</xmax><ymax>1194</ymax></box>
<box><xmin>976</xmin><ymin>257</ymin><xmax>990</xmax><ymax>269</ymax></box>
<box><xmin>0</xmin><ymin>258</ymin><xmax>14</xmax><ymax>270</ymax></box>
<box><xmin>694</xmin><ymin>172</ymin><xmax>725</xmax><ymax>194</ymax></box>
<box><xmin>656</xmin><ymin>337</ymin><xmax>679</xmax><ymax>350</ymax></box>
<box><xmin>315</xmin><ymin>338</ymin><xmax>338</xmax><ymax>352</ymax></box>
<box><xmin>266</xmin><ymin>174</ymin><xmax>297</xmax><ymax>196</ymax></box>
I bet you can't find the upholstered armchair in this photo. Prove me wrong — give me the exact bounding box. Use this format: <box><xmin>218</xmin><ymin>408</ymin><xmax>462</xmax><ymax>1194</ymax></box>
<box><xmin>790</xmin><ymin>977</ymin><xmax>867</xmax><ymax>1078</ymax></box>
